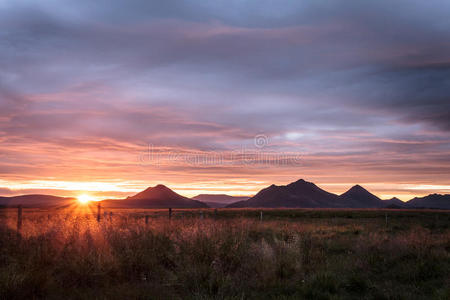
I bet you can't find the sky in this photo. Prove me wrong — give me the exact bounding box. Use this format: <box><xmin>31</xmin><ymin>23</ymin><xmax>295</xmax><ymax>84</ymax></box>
<box><xmin>0</xmin><ymin>0</ymin><xmax>449</xmax><ymax>200</ymax></box>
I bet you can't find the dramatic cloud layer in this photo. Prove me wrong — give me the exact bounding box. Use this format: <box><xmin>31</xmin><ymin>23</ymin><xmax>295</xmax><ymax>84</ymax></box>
<box><xmin>1</xmin><ymin>0</ymin><xmax>449</xmax><ymax>199</ymax></box>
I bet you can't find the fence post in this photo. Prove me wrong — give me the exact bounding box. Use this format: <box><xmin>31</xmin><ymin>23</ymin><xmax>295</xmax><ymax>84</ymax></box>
<box><xmin>97</xmin><ymin>202</ymin><xmax>101</xmax><ymax>222</ymax></box>
<box><xmin>260</xmin><ymin>211</ymin><xmax>263</xmax><ymax>222</ymax></box>
<box><xmin>109</xmin><ymin>211</ymin><xmax>113</xmax><ymax>221</ymax></box>
<box><xmin>214</xmin><ymin>209</ymin><xmax>218</xmax><ymax>219</ymax></box>
<box><xmin>145</xmin><ymin>215</ymin><xmax>149</xmax><ymax>225</ymax></box>
<box><xmin>17</xmin><ymin>205</ymin><xmax>22</xmax><ymax>232</ymax></box>
<box><xmin>169</xmin><ymin>208</ymin><xmax>172</xmax><ymax>219</ymax></box>
<box><xmin>200</xmin><ymin>211</ymin><xmax>204</xmax><ymax>220</ymax></box>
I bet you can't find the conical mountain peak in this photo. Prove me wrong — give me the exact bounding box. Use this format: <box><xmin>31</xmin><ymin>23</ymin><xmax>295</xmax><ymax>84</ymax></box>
<box><xmin>340</xmin><ymin>184</ymin><xmax>382</xmax><ymax>208</ymax></box>
<box><xmin>290</xmin><ymin>178</ymin><xmax>314</xmax><ymax>185</ymax></box>
<box><xmin>288</xmin><ymin>178</ymin><xmax>313</xmax><ymax>188</ymax></box>
<box><xmin>348</xmin><ymin>184</ymin><xmax>366</xmax><ymax>192</ymax></box>
<box><xmin>103</xmin><ymin>184</ymin><xmax>207</xmax><ymax>209</ymax></box>
<box><xmin>294</xmin><ymin>179</ymin><xmax>306</xmax><ymax>184</ymax></box>
<box><xmin>153</xmin><ymin>184</ymin><xmax>170</xmax><ymax>190</ymax></box>
<box><xmin>131</xmin><ymin>184</ymin><xmax>178</xmax><ymax>199</ymax></box>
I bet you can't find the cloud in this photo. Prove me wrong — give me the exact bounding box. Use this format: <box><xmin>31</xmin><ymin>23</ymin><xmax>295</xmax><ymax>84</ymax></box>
<box><xmin>0</xmin><ymin>0</ymin><xmax>449</xmax><ymax>197</ymax></box>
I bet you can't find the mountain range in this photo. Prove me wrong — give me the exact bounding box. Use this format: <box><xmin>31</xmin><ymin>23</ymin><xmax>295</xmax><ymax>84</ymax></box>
<box><xmin>0</xmin><ymin>179</ymin><xmax>448</xmax><ymax>209</ymax></box>
<box><xmin>226</xmin><ymin>179</ymin><xmax>449</xmax><ymax>209</ymax></box>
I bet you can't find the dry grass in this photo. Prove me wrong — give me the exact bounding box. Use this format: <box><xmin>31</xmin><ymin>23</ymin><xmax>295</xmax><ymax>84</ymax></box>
<box><xmin>0</xmin><ymin>207</ymin><xmax>449</xmax><ymax>299</ymax></box>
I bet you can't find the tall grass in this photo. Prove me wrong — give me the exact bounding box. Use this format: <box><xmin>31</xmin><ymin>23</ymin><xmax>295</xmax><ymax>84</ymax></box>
<box><xmin>0</xmin><ymin>208</ymin><xmax>449</xmax><ymax>299</ymax></box>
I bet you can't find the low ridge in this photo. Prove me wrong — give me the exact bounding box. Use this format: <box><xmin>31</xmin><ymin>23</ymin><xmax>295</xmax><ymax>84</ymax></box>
<box><xmin>0</xmin><ymin>194</ymin><xmax>75</xmax><ymax>207</ymax></box>
<box><xmin>382</xmin><ymin>197</ymin><xmax>408</xmax><ymax>208</ymax></box>
<box><xmin>192</xmin><ymin>194</ymin><xmax>250</xmax><ymax>208</ymax></box>
<box><xmin>407</xmin><ymin>194</ymin><xmax>450</xmax><ymax>209</ymax></box>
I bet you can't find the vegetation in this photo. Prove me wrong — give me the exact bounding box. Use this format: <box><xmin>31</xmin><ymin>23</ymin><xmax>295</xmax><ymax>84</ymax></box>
<box><xmin>0</xmin><ymin>207</ymin><xmax>449</xmax><ymax>299</ymax></box>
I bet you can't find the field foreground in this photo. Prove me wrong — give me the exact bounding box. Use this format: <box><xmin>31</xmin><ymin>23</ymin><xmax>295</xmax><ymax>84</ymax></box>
<box><xmin>0</xmin><ymin>208</ymin><xmax>449</xmax><ymax>299</ymax></box>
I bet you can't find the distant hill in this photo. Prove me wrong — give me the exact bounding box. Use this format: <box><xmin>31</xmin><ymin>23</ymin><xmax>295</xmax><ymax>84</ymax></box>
<box><xmin>102</xmin><ymin>185</ymin><xmax>208</xmax><ymax>208</ymax></box>
<box><xmin>382</xmin><ymin>197</ymin><xmax>408</xmax><ymax>208</ymax></box>
<box><xmin>0</xmin><ymin>194</ymin><xmax>75</xmax><ymax>207</ymax></box>
<box><xmin>407</xmin><ymin>194</ymin><xmax>450</xmax><ymax>209</ymax></box>
<box><xmin>192</xmin><ymin>194</ymin><xmax>250</xmax><ymax>208</ymax></box>
<box><xmin>339</xmin><ymin>185</ymin><xmax>384</xmax><ymax>208</ymax></box>
<box><xmin>227</xmin><ymin>179</ymin><xmax>341</xmax><ymax>208</ymax></box>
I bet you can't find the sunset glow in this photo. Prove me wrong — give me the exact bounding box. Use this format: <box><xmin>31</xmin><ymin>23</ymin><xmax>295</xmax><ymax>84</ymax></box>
<box><xmin>0</xmin><ymin>0</ymin><xmax>449</xmax><ymax>200</ymax></box>
<box><xmin>2</xmin><ymin>2</ymin><xmax>450</xmax><ymax>300</ymax></box>
<box><xmin>77</xmin><ymin>194</ymin><xmax>93</xmax><ymax>204</ymax></box>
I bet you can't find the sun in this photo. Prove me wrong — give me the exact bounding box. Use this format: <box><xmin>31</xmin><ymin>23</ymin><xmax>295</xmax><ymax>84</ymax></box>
<box><xmin>77</xmin><ymin>194</ymin><xmax>93</xmax><ymax>204</ymax></box>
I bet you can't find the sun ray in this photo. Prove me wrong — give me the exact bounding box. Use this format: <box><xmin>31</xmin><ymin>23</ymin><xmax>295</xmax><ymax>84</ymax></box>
<box><xmin>77</xmin><ymin>194</ymin><xmax>93</xmax><ymax>204</ymax></box>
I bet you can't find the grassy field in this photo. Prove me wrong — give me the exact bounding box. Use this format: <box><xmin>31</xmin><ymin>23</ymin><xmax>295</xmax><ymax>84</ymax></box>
<box><xmin>0</xmin><ymin>207</ymin><xmax>449</xmax><ymax>299</ymax></box>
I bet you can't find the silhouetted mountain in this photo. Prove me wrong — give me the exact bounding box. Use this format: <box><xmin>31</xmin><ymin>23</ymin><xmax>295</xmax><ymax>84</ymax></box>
<box><xmin>102</xmin><ymin>185</ymin><xmax>208</xmax><ymax>208</ymax></box>
<box><xmin>339</xmin><ymin>185</ymin><xmax>384</xmax><ymax>208</ymax></box>
<box><xmin>382</xmin><ymin>197</ymin><xmax>408</xmax><ymax>208</ymax></box>
<box><xmin>407</xmin><ymin>194</ymin><xmax>450</xmax><ymax>209</ymax></box>
<box><xmin>0</xmin><ymin>194</ymin><xmax>75</xmax><ymax>207</ymax></box>
<box><xmin>226</xmin><ymin>180</ymin><xmax>406</xmax><ymax>208</ymax></box>
<box><xmin>227</xmin><ymin>179</ymin><xmax>341</xmax><ymax>208</ymax></box>
<box><xmin>2</xmin><ymin>182</ymin><xmax>448</xmax><ymax>210</ymax></box>
<box><xmin>192</xmin><ymin>194</ymin><xmax>250</xmax><ymax>208</ymax></box>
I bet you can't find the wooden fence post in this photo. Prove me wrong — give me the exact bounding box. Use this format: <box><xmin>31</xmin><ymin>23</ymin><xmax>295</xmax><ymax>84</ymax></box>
<box><xmin>97</xmin><ymin>202</ymin><xmax>101</xmax><ymax>222</ymax></box>
<box><xmin>17</xmin><ymin>205</ymin><xmax>22</xmax><ymax>232</ymax></box>
<box><xmin>214</xmin><ymin>209</ymin><xmax>218</xmax><ymax>219</ymax></box>
<box><xmin>260</xmin><ymin>211</ymin><xmax>263</xmax><ymax>222</ymax></box>
<box><xmin>109</xmin><ymin>211</ymin><xmax>113</xmax><ymax>221</ymax></box>
<box><xmin>145</xmin><ymin>215</ymin><xmax>149</xmax><ymax>225</ymax></box>
<box><xmin>169</xmin><ymin>208</ymin><xmax>172</xmax><ymax>219</ymax></box>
